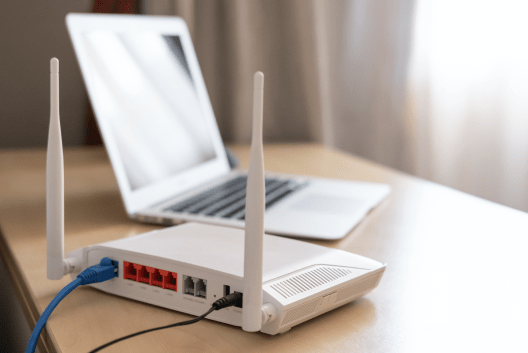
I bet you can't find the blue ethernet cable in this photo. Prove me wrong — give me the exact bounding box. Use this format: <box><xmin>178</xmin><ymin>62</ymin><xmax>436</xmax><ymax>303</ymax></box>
<box><xmin>26</xmin><ymin>257</ymin><xmax>118</xmax><ymax>353</ymax></box>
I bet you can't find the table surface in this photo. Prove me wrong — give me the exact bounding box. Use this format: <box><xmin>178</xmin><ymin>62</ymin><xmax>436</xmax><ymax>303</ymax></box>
<box><xmin>1</xmin><ymin>144</ymin><xmax>527</xmax><ymax>353</ymax></box>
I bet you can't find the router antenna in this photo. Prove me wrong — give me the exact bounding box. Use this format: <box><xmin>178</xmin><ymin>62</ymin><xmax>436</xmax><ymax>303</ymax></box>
<box><xmin>242</xmin><ymin>72</ymin><xmax>265</xmax><ymax>332</ymax></box>
<box><xmin>47</xmin><ymin>58</ymin><xmax>79</xmax><ymax>280</ymax></box>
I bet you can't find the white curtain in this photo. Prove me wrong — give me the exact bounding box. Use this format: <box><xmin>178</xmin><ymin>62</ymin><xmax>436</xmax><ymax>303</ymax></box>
<box><xmin>144</xmin><ymin>0</ymin><xmax>415</xmax><ymax>165</ymax></box>
<box><xmin>145</xmin><ymin>0</ymin><xmax>528</xmax><ymax>212</ymax></box>
<box><xmin>145</xmin><ymin>0</ymin><xmax>333</xmax><ymax>144</ymax></box>
<box><xmin>327</xmin><ymin>0</ymin><xmax>415</xmax><ymax>172</ymax></box>
<box><xmin>407</xmin><ymin>0</ymin><xmax>528</xmax><ymax>212</ymax></box>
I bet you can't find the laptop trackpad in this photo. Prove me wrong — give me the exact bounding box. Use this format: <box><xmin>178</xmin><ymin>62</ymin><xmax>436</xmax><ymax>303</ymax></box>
<box><xmin>290</xmin><ymin>194</ymin><xmax>363</xmax><ymax>216</ymax></box>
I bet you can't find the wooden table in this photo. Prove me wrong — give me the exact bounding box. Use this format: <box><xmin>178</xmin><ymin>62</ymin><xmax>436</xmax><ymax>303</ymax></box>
<box><xmin>1</xmin><ymin>144</ymin><xmax>527</xmax><ymax>352</ymax></box>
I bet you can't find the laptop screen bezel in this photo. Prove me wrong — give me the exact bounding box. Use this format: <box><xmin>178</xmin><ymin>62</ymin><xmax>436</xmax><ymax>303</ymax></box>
<box><xmin>66</xmin><ymin>13</ymin><xmax>231</xmax><ymax>215</ymax></box>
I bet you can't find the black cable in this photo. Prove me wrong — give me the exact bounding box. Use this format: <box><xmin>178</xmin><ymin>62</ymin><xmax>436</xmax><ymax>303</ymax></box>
<box><xmin>88</xmin><ymin>307</ymin><xmax>214</xmax><ymax>353</ymax></box>
<box><xmin>89</xmin><ymin>292</ymin><xmax>243</xmax><ymax>353</ymax></box>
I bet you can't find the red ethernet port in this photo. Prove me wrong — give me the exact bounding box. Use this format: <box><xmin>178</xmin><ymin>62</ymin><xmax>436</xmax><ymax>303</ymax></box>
<box><xmin>146</xmin><ymin>267</ymin><xmax>163</xmax><ymax>287</ymax></box>
<box><xmin>159</xmin><ymin>270</ymin><xmax>177</xmax><ymax>291</ymax></box>
<box><xmin>123</xmin><ymin>262</ymin><xmax>137</xmax><ymax>281</ymax></box>
<box><xmin>134</xmin><ymin>264</ymin><xmax>149</xmax><ymax>284</ymax></box>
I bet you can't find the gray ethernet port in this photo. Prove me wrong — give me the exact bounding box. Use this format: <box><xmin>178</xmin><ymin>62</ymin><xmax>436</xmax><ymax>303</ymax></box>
<box><xmin>183</xmin><ymin>275</ymin><xmax>195</xmax><ymax>296</ymax></box>
<box><xmin>195</xmin><ymin>278</ymin><xmax>207</xmax><ymax>299</ymax></box>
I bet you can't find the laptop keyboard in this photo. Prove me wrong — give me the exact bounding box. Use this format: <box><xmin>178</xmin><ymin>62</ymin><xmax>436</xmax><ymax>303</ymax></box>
<box><xmin>164</xmin><ymin>175</ymin><xmax>306</xmax><ymax>220</ymax></box>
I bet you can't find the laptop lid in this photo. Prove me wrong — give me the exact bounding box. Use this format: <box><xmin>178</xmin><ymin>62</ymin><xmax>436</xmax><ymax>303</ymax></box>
<box><xmin>66</xmin><ymin>14</ymin><xmax>231</xmax><ymax>215</ymax></box>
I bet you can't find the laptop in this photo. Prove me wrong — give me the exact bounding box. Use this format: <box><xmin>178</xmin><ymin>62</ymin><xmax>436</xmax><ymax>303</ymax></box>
<box><xmin>66</xmin><ymin>13</ymin><xmax>390</xmax><ymax>240</ymax></box>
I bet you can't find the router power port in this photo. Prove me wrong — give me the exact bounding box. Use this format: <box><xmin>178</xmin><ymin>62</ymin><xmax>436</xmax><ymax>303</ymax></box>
<box><xmin>234</xmin><ymin>292</ymin><xmax>243</xmax><ymax>308</ymax></box>
<box><xmin>195</xmin><ymin>279</ymin><xmax>207</xmax><ymax>299</ymax></box>
<box><xmin>183</xmin><ymin>275</ymin><xmax>195</xmax><ymax>296</ymax></box>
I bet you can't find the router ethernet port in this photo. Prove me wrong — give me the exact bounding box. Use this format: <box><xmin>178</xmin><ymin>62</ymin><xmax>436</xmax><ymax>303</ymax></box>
<box><xmin>159</xmin><ymin>270</ymin><xmax>177</xmax><ymax>291</ymax></box>
<box><xmin>136</xmin><ymin>265</ymin><xmax>150</xmax><ymax>284</ymax></box>
<box><xmin>123</xmin><ymin>262</ymin><xmax>137</xmax><ymax>281</ymax></box>
<box><xmin>195</xmin><ymin>279</ymin><xmax>207</xmax><ymax>299</ymax></box>
<box><xmin>150</xmin><ymin>268</ymin><xmax>163</xmax><ymax>287</ymax></box>
<box><xmin>183</xmin><ymin>276</ymin><xmax>195</xmax><ymax>296</ymax></box>
<box><xmin>165</xmin><ymin>272</ymin><xmax>177</xmax><ymax>291</ymax></box>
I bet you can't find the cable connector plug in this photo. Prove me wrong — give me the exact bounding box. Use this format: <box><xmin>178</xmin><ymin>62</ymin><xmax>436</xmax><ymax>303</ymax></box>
<box><xmin>212</xmin><ymin>291</ymin><xmax>243</xmax><ymax>310</ymax></box>
<box><xmin>77</xmin><ymin>257</ymin><xmax>119</xmax><ymax>285</ymax></box>
<box><xmin>27</xmin><ymin>257</ymin><xmax>119</xmax><ymax>353</ymax></box>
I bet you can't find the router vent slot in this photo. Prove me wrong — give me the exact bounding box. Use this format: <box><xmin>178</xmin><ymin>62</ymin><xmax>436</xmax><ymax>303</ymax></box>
<box><xmin>336</xmin><ymin>274</ymin><xmax>380</xmax><ymax>303</ymax></box>
<box><xmin>280</xmin><ymin>297</ymin><xmax>321</xmax><ymax>327</ymax></box>
<box><xmin>271</xmin><ymin>267</ymin><xmax>353</xmax><ymax>299</ymax></box>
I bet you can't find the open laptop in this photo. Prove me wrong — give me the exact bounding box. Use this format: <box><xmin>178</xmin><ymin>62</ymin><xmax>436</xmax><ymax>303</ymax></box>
<box><xmin>66</xmin><ymin>13</ymin><xmax>390</xmax><ymax>240</ymax></box>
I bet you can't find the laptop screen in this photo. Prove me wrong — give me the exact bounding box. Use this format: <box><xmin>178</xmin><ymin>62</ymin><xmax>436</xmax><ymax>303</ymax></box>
<box><xmin>82</xmin><ymin>32</ymin><xmax>217</xmax><ymax>191</ymax></box>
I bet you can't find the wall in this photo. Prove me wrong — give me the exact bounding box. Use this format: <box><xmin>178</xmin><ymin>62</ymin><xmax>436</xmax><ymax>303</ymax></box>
<box><xmin>0</xmin><ymin>1</ymin><xmax>91</xmax><ymax>148</ymax></box>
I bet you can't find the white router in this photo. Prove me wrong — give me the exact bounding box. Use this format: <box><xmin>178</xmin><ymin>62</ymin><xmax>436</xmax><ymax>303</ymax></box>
<box><xmin>47</xmin><ymin>59</ymin><xmax>386</xmax><ymax>334</ymax></box>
